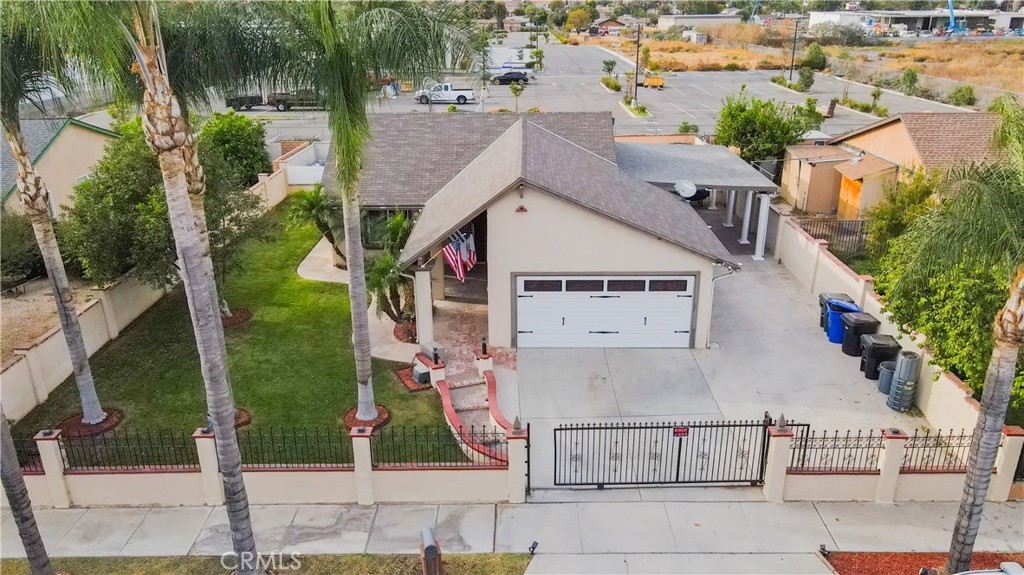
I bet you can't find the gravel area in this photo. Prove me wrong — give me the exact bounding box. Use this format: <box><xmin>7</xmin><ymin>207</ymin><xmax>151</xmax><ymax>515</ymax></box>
<box><xmin>1</xmin><ymin>277</ymin><xmax>94</xmax><ymax>363</ymax></box>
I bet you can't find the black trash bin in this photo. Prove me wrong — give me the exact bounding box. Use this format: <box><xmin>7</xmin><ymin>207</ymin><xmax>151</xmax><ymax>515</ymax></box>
<box><xmin>860</xmin><ymin>334</ymin><xmax>901</xmax><ymax>380</ymax></box>
<box><xmin>841</xmin><ymin>312</ymin><xmax>881</xmax><ymax>356</ymax></box>
<box><xmin>818</xmin><ymin>293</ymin><xmax>854</xmax><ymax>332</ymax></box>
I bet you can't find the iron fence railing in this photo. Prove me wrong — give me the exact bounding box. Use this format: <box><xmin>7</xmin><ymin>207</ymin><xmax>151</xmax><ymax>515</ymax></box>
<box><xmin>60</xmin><ymin>430</ymin><xmax>199</xmax><ymax>472</ymax></box>
<box><xmin>1015</xmin><ymin>441</ymin><xmax>1024</xmax><ymax>482</ymax></box>
<box><xmin>788</xmin><ymin>429</ymin><xmax>884</xmax><ymax>473</ymax></box>
<box><xmin>794</xmin><ymin>218</ymin><xmax>868</xmax><ymax>259</ymax></box>
<box><xmin>371</xmin><ymin>426</ymin><xmax>507</xmax><ymax>468</ymax></box>
<box><xmin>901</xmin><ymin>429</ymin><xmax>972</xmax><ymax>472</ymax></box>
<box><xmin>236</xmin><ymin>427</ymin><xmax>354</xmax><ymax>469</ymax></box>
<box><xmin>13</xmin><ymin>437</ymin><xmax>43</xmax><ymax>474</ymax></box>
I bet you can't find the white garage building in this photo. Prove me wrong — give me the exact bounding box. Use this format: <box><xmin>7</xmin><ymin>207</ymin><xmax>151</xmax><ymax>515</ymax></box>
<box><xmin>395</xmin><ymin>115</ymin><xmax>740</xmax><ymax>350</ymax></box>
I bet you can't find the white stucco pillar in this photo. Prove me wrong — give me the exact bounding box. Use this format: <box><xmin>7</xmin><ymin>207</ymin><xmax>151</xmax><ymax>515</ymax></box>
<box><xmin>876</xmin><ymin>428</ymin><xmax>908</xmax><ymax>503</ymax></box>
<box><xmin>739</xmin><ymin>190</ymin><xmax>754</xmax><ymax>245</ymax></box>
<box><xmin>762</xmin><ymin>424</ymin><xmax>792</xmax><ymax>503</ymax></box>
<box><xmin>193</xmin><ymin>428</ymin><xmax>224</xmax><ymax>506</ymax></box>
<box><xmin>414</xmin><ymin>267</ymin><xmax>434</xmax><ymax>346</ymax></box>
<box><xmin>989</xmin><ymin>426</ymin><xmax>1024</xmax><ymax>502</ymax></box>
<box><xmin>430</xmin><ymin>257</ymin><xmax>445</xmax><ymax>301</ymax></box>
<box><xmin>350</xmin><ymin>426</ymin><xmax>375</xmax><ymax>505</ymax></box>
<box><xmin>34</xmin><ymin>430</ymin><xmax>70</xmax><ymax>508</ymax></box>
<box><xmin>752</xmin><ymin>193</ymin><xmax>773</xmax><ymax>261</ymax></box>
<box><xmin>707</xmin><ymin>188</ymin><xmax>718</xmax><ymax>210</ymax></box>
<box><xmin>507</xmin><ymin>425</ymin><xmax>529</xmax><ymax>504</ymax></box>
<box><xmin>723</xmin><ymin>190</ymin><xmax>736</xmax><ymax>228</ymax></box>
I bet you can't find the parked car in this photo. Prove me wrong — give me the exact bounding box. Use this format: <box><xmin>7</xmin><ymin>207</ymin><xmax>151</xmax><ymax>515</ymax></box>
<box><xmin>267</xmin><ymin>89</ymin><xmax>325</xmax><ymax>111</ymax></box>
<box><xmin>225</xmin><ymin>94</ymin><xmax>264</xmax><ymax>111</ymax></box>
<box><xmin>413</xmin><ymin>83</ymin><xmax>475</xmax><ymax>105</ymax></box>
<box><xmin>491</xmin><ymin>71</ymin><xmax>529</xmax><ymax>85</ymax></box>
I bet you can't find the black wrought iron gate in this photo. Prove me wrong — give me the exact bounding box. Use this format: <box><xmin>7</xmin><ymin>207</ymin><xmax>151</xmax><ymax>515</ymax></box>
<box><xmin>553</xmin><ymin>415</ymin><xmax>774</xmax><ymax>487</ymax></box>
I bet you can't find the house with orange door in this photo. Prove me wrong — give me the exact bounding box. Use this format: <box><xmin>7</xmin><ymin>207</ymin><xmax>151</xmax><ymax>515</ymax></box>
<box><xmin>779</xmin><ymin>112</ymin><xmax>1003</xmax><ymax>219</ymax></box>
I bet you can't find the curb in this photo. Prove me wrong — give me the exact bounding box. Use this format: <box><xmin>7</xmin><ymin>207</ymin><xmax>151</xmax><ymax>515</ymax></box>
<box><xmin>618</xmin><ymin>100</ymin><xmax>653</xmax><ymax>119</ymax></box>
<box><xmin>600</xmin><ymin>82</ymin><xmax>621</xmax><ymax>94</ymax></box>
<box><xmin>768</xmin><ymin>81</ymin><xmax>809</xmax><ymax>96</ymax></box>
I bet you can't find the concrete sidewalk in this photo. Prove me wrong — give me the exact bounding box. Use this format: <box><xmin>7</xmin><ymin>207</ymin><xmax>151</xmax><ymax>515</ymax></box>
<box><xmin>3</xmin><ymin>500</ymin><xmax>1021</xmax><ymax>570</ymax></box>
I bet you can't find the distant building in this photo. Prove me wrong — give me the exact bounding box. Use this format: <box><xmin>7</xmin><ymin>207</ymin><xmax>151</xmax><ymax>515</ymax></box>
<box><xmin>657</xmin><ymin>13</ymin><xmax>742</xmax><ymax>31</ymax></box>
<box><xmin>808</xmin><ymin>9</ymin><xmax>1022</xmax><ymax>32</ymax></box>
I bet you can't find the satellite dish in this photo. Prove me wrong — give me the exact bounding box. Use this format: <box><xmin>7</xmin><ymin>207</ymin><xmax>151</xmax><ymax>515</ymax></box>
<box><xmin>674</xmin><ymin>180</ymin><xmax>698</xmax><ymax>199</ymax></box>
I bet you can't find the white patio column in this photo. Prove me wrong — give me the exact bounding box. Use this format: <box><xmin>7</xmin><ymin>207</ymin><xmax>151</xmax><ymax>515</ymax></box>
<box><xmin>738</xmin><ymin>190</ymin><xmax>754</xmax><ymax>245</ymax></box>
<box><xmin>723</xmin><ymin>190</ymin><xmax>736</xmax><ymax>228</ymax></box>
<box><xmin>414</xmin><ymin>266</ymin><xmax>434</xmax><ymax>345</ymax></box>
<box><xmin>707</xmin><ymin>188</ymin><xmax>718</xmax><ymax>210</ymax></box>
<box><xmin>752</xmin><ymin>192</ymin><xmax>773</xmax><ymax>261</ymax></box>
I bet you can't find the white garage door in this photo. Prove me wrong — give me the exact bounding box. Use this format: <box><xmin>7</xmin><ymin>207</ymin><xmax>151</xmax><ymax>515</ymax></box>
<box><xmin>515</xmin><ymin>275</ymin><xmax>695</xmax><ymax>348</ymax></box>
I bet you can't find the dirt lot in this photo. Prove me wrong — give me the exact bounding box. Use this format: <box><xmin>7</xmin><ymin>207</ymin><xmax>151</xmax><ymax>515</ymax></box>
<box><xmin>1</xmin><ymin>277</ymin><xmax>94</xmax><ymax>363</ymax></box>
<box><xmin>833</xmin><ymin>39</ymin><xmax>1024</xmax><ymax>92</ymax></box>
<box><xmin>589</xmin><ymin>35</ymin><xmax>787</xmax><ymax>71</ymax></box>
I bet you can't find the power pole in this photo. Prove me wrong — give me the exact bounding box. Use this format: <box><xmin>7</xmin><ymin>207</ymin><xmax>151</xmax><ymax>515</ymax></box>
<box><xmin>634</xmin><ymin>23</ymin><xmax>642</xmax><ymax>105</ymax></box>
<box><xmin>788</xmin><ymin>17</ymin><xmax>800</xmax><ymax>82</ymax></box>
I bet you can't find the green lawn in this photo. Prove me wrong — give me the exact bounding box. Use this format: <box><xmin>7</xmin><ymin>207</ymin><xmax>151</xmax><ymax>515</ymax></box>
<box><xmin>0</xmin><ymin>554</ymin><xmax>532</xmax><ymax>575</ymax></box>
<box><xmin>12</xmin><ymin>205</ymin><xmax>444</xmax><ymax>438</ymax></box>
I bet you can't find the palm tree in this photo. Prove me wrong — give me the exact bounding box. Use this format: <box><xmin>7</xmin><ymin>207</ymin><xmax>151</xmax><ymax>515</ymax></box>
<box><xmin>287</xmin><ymin>183</ymin><xmax>346</xmax><ymax>268</ymax></box>
<box><xmin>1</xmin><ymin>409</ymin><xmax>55</xmax><ymax>575</ymax></box>
<box><xmin>37</xmin><ymin>1</ymin><xmax>265</xmax><ymax>569</ymax></box>
<box><xmin>366</xmin><ymin>212</ymin><xmax>414</xmax><ymax>327</ymax></box>
<box><xmin>0</xmin><ymin>13</ymin><xmax>107</xmax><ymax>425</ymax></box>
<box><xmin>886</xmin><ymin>97</ymin><xmax>1024</xmax><ymax>574</ymax></box>
<box><xmin>264</xmin><ymin>1</ymin><xmax>478</xmax><ymax>422</ymax></box>
<box><xmin>495</xmin><ymin>0</ymin><xmax>508</xmax><ymax>30</ymax></box>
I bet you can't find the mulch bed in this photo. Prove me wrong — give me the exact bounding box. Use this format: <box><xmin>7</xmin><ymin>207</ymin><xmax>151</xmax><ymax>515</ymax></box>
<box><xmin>57</xmin><ymin>408</ymin><xmax>124</xmax><ymax>438</ymax></box>
<box><xmin>343</xmin><ymin>405</ymin><xmax>391</xmax><ymax>431</ymax></box>
<box><xmin>222</xmin><ymin>308</ymin><xmax>253</xmax><ymax>328</ymax></box>
<box><xmin>827</xmin><ymin>551</ymin><xmax>1024</xmax><ymax>575</ymax></box>
<box><xmin>393</xmin><ymin>321</ymin><xmax>416</xmax><ymax>344</ymax></box>
<box><xmin>234</xmin><ymin>408</ymin><xmax>252</xmax><ymax>429</ymax></box>
<box><xmin>394</xmin><ymin>366</ymin><xmax>433</xmax><ymax>393</ymax></box>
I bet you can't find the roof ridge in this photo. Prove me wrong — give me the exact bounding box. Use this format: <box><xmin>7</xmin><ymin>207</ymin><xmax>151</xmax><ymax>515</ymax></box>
<box><xmin>525</xmin><ymin>119</ymin><xmax>618</xmax><ymax>166</ymax></box>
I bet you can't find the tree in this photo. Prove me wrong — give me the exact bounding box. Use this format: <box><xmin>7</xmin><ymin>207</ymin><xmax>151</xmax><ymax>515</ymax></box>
<box><xmin>863</xmin><ymin>170</ymin><xmax>937</xmax><ymax>257</ymax></box>
<box><xmin>1</xmin><ymin>9</ymin><xmax>108</xmax><ymax>426</ymax></box>
<box><xmin>678</xmin><ymin>1</ymin><xmax>725</xmax><ymax>13</ymax></box>
<box><xmin>802</xmin><ymin>42</ymin><xmax>827</xmax><ymax>70</ymax></box>
<box><xmin>287</xmin><ymin>183</ymin><xmax>345</xmax><ymax>267</ymax></box>
<box><xmin>871</xmin><ymin>86</ymin><xmax>883</xmax><ymax>109</ymax></box>
<box><xmin>1</xmin><ymin>212</ymin><xmax>44</xmax><ymax>281</ymax></box>
<box><xmin>806</xmin><ymin>0</ymin><xmax>842</xmax><ymax>10</ymax></box>
<box><xmin>714</xmin><ymin>88</ymin><xmax>821</xmax><ymax>164</ymax></box>
<box><xmin>510</xmin><ymin>81</ymin><xmax>526</xmax><ymax>112</ymax></box>
<box><xmin>677</xmin><ymin>120</ymin><xmax>699</xmax><ymax>134</ymax></box>
<box><xmin>495</xmin><ymin>0</ymin><xmax>508</xmax><ymax>29</ymax></box>
<box><xmin>548</xmin><ymin>0</ymin><xmax>565</xmax><ymax>12</ymax></box>
<box><xmin>603</xmin><ymin>59</ymin><xmax>617</xmax><ymax>76</ymax></box>
<box><xmin>366</xmin><ymin>213</ymin><xmax>414</xmax><ymax>326</ymax></box>
<box><xmin>640</xmin><ymin>45</ymin><xmax>651</xmax><ymax>71</ymax></box>
<box><xmin>797</xmin><ymin>66</ymin><xmax>815</xmax><ymax>91</ymax></box>
<box><xmin>260</xmin><ymin>2</ymin><xmax>477</xmax><ymax>423</ymax></box>
<box><xmin>566</xmin><ymin>8</ymin><xmax>592</xmax><ymax>32</ymax></box>
<box><xmin>530</xmin><ymin>49</ymin><xmax>545</xmax><ymax>71</ymax></box>
<box><xmin>875</xmin><ymin>96</ymin><xmax>1024</xmax><ymax>574</ymax></box>
<box><xmin>901</xmin><ymin>67</ymin><xmax>919</xmax><ymax>96</ymax></box>
<box><xmin>1</xmin><ymin>409</ymin><xmax>55</xmax><ymax>575</ymax></box>
<box><xmin>947</xmin><ymin>84</ymin><xmax>976</xmax><ymax>107</ymax></box>
<box><xmin>196</xmin><ymin>111</ymin><xmax>271</xmax><ymax>187</ymax></box>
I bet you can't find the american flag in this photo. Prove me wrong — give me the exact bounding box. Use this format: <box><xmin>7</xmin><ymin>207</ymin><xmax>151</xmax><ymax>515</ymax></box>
<box><xmin>441</xmin><ymin>234</ymin><xmax>465</xmax><ymax>283</ymax></box>
<box><xmin>464</xmin><ymin>233</ymin><xmax>477</xmax><ymax>270</ymax></box>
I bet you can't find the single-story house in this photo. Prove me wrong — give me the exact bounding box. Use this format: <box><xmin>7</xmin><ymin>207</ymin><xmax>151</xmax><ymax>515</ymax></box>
<box><xmin>592</xmin><ymin>17</ymin><xmax>628</xmax><ymax>33</ymax></box>
<box><xmin>330</xmin><ymin>112</ymin><xmax>739</xmax><ymax>350</ymax></box>
<box><xmin>657</xmin><ymin>13</ymin><xmax>742</xmax><ymax>31</ymax></box>
<box><xmin>2</xmin><ymin>118</ymin><xmax>119</xmax><ymax>219</ymax></box>
<box><xmin>780</xmin><ymin>112</ymin><xmax>1003</xmax><ymax>219</ymax></box>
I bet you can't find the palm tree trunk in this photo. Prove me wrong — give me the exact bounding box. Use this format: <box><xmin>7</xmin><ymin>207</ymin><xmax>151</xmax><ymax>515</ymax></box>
<box><xmin>945</xmin><ymin>268</ymin><xmax>1024</xmax><ymax>574</ymax></box>
<box><xmin>136</xmin><ymin>36</ymin><xmax>261</xmax><ymax>571</ymax></box>
<box><xmin>341</xmin><ymin>185</ymin><xmax>377</xmax><ymax>421</ymax></box>
<box><xmin>4</xmin><ymin>129</ymin><xmax>106</xmax><ymax>425</ymax></box>
<box><xmin>1</xmin><ymin>410</ymin><xmax>56</xmax><ymax>575</ymax></box>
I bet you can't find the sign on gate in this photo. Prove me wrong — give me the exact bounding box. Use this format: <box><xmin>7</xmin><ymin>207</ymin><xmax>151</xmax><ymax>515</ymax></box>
<box><xmin>553</xmin><ymin>417</ymin><xmax>775</xmax><ymax>487</ymax></box>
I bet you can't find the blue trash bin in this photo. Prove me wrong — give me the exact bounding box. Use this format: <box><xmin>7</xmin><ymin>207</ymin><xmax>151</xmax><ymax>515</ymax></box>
<box><xmin>826</xmin><ymin>299</ymin><xmax>861</xmax><ymax>343</ymax></box>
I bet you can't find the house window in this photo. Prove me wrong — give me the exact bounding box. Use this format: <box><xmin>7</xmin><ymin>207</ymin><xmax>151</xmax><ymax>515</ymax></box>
<box><xmin>649</xmin><ymin>279</ymin><xmax>689</xmax><ymax>292</ymax></box>
<box><xmin>565</xmin><ymin>280</ymin><xmax>604</xmax><ymax>292</ymax></box>
<box><xmin>361</xmin><ymin>209</ymin><xmax>413</xmax><ymax>249</ymax></box>
<box><xmin>608</xmin><ymin>280</ymin><xmax>645</xmax><ymax>292</ymax></box>
<box><xmin>523</xmin><ymin>280</ymin><xmax>562</xmax><ymax>292</ymax></box>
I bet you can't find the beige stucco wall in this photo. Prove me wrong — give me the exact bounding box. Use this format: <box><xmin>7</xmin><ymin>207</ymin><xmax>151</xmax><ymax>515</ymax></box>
<box><xmin>484</xmin><ymin>186</ymin><xmax>717</xmax><ymax>348</ymax></box>
<box><xmin>65</xmin><ymin>472</ymin><xmax>206</xmax><ymax>506</ymax></box>
<box><xmin>840</xmin><ymin>123</ymin><xmax>921</xmax><ymax>170</ymax></box>
<box><xmin>372</xmin><ymin>469</ymin><xmax>509</xmax><ymax>503</ymax></box>
<box><xmin>242</xmin><ymin>470</ymin><xmax>358</xmax><ymax>504</ymax></box>
<box><xmin>0</xmin><ymin>475</ymin><xmax>52</xmax><ymax>508</ymax></box>
<box><xmin>783</xmin><ymin>473</ymin><xmax>878</xmax><ymax>501</ymax></box>
<box><xmin>7</xmin><ymin>123</ymin><xmax>114</xmax><ymax>218</ymax></box>
<box><xmin>894</xmin><ymin>473</ymin><xmax>966</xmax><ymax>502</ymax></box>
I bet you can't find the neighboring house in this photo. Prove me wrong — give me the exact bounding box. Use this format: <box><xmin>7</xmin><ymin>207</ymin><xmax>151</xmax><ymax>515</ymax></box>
<box><xmin>329</xmin><ymin>112</ymin><xmax>739</xmax><ymax>351</ymax></box>
<box><xmin>657</xmin><ymin>14</ymin><xmax>741</xmax><ymax>30</ymax></box>
<box><xmin>2</xmin><ymin>118</ymin><xmax>119</xmax><ymax>219</ymax></box>
<box><xmin>592</xmin><ymin>17</ymin><xmax>628</xmax><ymax>32</ymax></box>
<box><xmin>781</xmin><ymin>112</ymin><xmax>1002</xmax><ymax>219</ymax></box>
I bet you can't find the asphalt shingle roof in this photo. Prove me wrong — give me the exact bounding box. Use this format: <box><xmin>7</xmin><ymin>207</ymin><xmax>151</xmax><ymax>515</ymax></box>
<box><xmin>614</xmin><ymin>143</ymin><xmax>779</xmax><ymax>192</ymax></box>
<box><xmin>1</xmin><ymin>118</ymin><xmax>66</xmax><ymax>198</ymax></box>
<box><xmin>399</xmin><ymin>119</ymin><xmax>738</xmax><ymax>268</ymax></box>
<box><xmin>786</xmin><ymin>145</ymin><xmax>855</xmax><ymax>161</ymax></box>
<box><xmin>835</xmin><ymin>154</ymin><xmax>898</xmax><ymax>180</ymax></box>
<box><xmin>356</xmin><ymin>112</ymin><xmax>616</xmax><ymax>208</ymax></box>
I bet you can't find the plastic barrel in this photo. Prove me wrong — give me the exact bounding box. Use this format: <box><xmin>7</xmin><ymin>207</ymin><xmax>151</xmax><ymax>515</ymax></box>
<box><xmin>893</xmin><ymin>351</ymin><xmax>922</xmax><ymax>385</ymax></box>
<box><xmin>878</xmin><ymin>361</ymin><xmax>896</xmax><ymax>394</ymax></box>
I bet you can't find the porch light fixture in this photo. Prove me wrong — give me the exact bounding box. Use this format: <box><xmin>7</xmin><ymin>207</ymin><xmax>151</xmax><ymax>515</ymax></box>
<box><xmin>481</xmin><ymin>337</ymin><xmax>488</xmax><ymax>356</ymax></box>
<box><xmin>518</xmin><ymin>182</ymin><xmax>525</xmax><ymax>198</ymax></box>
<box><xmin>432</xmin><ymin>346</ymin><xmax>440</xmax><ymax>365</ymax></box>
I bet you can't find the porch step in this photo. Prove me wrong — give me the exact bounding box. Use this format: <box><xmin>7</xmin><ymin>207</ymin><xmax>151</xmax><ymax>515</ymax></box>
<box><xmin>453</xmin><ymin>405</ymin><xmax>494</xmax><ymax>431</ymax></box>
<box><xmin>449</xmin><ymin>385</ymin><xmax>488</xmax><ymax>411</ymax></box>
<box><xmin>448</xmin><ymin>377</ymin><xmax>485</xmax><ymax>389</ymax></box>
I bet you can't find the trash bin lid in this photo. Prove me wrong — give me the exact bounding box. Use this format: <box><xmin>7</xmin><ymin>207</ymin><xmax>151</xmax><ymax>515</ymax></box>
<box><xmin>827</xmin><ymin>299</ymin><xmax>861</xmax><ymax>313</ymax></box>
<box><xmin>841</xmin><ymin>312</ymin><xmax>879</xmax><ymax>327</ymax></box>
<box><xmin>860</xmin><ymin>333</ymin><xmax>900</xmax><ymax>350</ymax></box>
<box><xmin>818</xmin><ymin>292</ymin><xmax>854</xmax><ymax>305</ymax></box>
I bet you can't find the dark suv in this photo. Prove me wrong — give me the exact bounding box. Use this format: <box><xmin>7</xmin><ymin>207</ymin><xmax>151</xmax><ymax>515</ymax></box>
<box><xmin>490</xmin><ymin>71</ymin><xmax>529</xmax><ymax>85</ymax></box>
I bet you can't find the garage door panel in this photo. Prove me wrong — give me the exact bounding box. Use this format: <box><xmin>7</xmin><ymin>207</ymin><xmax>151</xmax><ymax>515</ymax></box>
<box><xmin>516</xmin><ymin>275</ymin><xmax>695</xmax><ymax>348</ymax></box>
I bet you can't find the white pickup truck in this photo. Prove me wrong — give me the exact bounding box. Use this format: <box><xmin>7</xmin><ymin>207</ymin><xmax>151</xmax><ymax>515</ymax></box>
<box><xmin>414</xmin><ymin>83</ymin><xmax>476</xmax><ymax>105</ymax></box>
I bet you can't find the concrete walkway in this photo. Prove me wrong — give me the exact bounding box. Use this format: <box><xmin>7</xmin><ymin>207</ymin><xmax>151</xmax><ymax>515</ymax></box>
<box><xmin>296</xmin><ymin>237</ymin><xmax>419</xmax><ymax>362</ymax></box>
<box><xmin>3</xmin><ymin>500</ymin><xmax>1021</xmax><ymax>572</ymax></box>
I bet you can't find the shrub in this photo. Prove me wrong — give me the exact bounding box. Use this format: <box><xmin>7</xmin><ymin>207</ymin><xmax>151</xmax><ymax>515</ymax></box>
<box><xmin>197</xmin><ymin>111</ymin><xmax>271</xmax><ymax>187</ymax></box>
<box><xmin>723</xmin><ymin>62</ymin><xmax>742</xmax><ymax>71</ymax></box>
<box><xmin>770</xmin><ymin>75</ymin><xmax>786</xmax><ymax>85</ymax></box>
<box><xmin>568</xmin><ymin>38</ymin><xmax>579</xmax><ymax>45</ymax></box>
<box><xmin>634</xmin><ymin>104</ymin><xmax>648</xmax><ymax>115</ymax></box>
<box><xmin>797</xmin><ymin>66</ymin><xmax>815</xmax><ymax>91</ymax></box>
<box><xmin>946</xmin><ymin>84</ymin><xmax>976</xmax><ymax>107</ymax></box>
<box><xmin>691</xmin><ymin>61</ymin><xmax>723</xmax><ymax>71</ymax></box>
<box><xmin>873</xmin><ymin>106</ymin><xmax>889</xmax><ymax>117</ymax></box>
<box><xmin>756</xmin><ymin>59</ymin><xmax>783</xmax><ymax>70</ymax></box>
<box><xmin>677</xmin><ymin>121</ymin><xmax>698</xmax><ymax>134</ymax></box>
<box><xmin>447</xmin><ymin>104</ymin><xmax>458</xmax><ymax>113</ymax></box>
<box><xmin>601</xmin><ymin>76</ymin><xmax>622</xmax><ymax>91</ymax></box>
<box><xmin>802</xmin><ymin>42</ymin><xmax>827</xmax><ymax>70</ymax></box>
<box><xmin>900</xmin><ymin>67</ymin><xmax>919</xmax><ymax>96</ymax></box>
<box><xmin>0</xmin><ymin>212</ymin><xmax>44</xmax><ymax>280</ymax></box>
<box><xmin>526</xmin><ymin>106</ymin><xmax>541</xmax><ymax>113</ymax></box>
